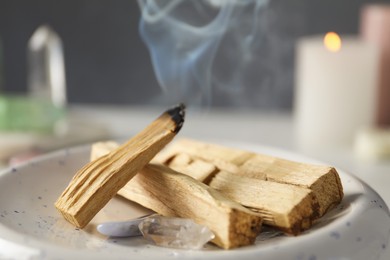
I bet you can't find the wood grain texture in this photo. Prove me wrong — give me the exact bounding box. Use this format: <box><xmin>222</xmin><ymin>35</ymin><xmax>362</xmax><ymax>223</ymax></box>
<box><xmin>208</xmin><ymin>171</ymin><xmax>319</xmax><ymax>234</ymax></box>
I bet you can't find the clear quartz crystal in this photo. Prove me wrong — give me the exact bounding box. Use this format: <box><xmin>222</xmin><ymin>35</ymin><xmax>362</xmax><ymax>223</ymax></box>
<box><xmin>28</xmin><ymin>25</ymin><xmax>67</xmax><ymax>108</ymax></box>
<box><xmin>139</xmin><ymin>215</ymin><xmax>215</xmax><ymax>250</ymax></box>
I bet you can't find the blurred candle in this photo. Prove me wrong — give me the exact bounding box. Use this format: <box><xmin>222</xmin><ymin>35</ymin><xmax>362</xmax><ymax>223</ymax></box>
<box><xmin>294</xmin><ymin>32</ymin><xmax>379</xmax><ymax>151</ymax></box>
<box><xmin>361</xmin><ymin>4</ymin><xmax>390</xmax><ymax>126</ymax></box>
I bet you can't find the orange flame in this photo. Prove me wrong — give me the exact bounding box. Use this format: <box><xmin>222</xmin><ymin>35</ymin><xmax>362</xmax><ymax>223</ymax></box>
<box><xmin>323</xmin><ymin>32</ymin><xmax>341</xmax><ymax>52</ymax></box>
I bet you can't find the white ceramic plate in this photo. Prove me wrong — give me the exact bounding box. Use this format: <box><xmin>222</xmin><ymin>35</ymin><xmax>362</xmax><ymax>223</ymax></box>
<box><xmin>0</xmin><ymin>141</ymin><xmax>389</xmax><ymax>260</ymax></box>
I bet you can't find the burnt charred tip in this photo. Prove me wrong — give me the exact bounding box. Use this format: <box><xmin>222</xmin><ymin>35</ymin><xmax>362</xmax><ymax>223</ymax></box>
<box><xmin>166</xmin><ymin>103</ymin><xmax>185</xmax><ymax>133</ymax></box>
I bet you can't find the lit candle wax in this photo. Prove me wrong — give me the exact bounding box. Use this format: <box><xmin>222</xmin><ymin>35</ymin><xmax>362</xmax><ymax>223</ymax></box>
<box><xmin>294</xmin><ymin>32</ymin><xmax>379</xmax><ymax>151</ymax></box>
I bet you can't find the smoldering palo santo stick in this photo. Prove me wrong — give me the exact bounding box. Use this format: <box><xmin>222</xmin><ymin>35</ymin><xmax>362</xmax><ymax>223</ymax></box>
<box><xmin>54</xmin><ymin>104</ymin><xmax>185</xmax><ymax>228</ymax></box>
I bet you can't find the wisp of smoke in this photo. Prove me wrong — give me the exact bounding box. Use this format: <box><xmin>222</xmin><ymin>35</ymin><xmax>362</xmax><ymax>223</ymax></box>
<box><xmin>137</xmin><ymin>0</ymin><xmax>270</xmax><ymax>107</ymax></box>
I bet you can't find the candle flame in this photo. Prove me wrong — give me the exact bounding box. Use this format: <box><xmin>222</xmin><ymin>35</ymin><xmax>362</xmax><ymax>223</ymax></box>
<box><xmin>324</xmin><ymin>32</ymin><xmax>341</xmax><ymax>52</ymax></box>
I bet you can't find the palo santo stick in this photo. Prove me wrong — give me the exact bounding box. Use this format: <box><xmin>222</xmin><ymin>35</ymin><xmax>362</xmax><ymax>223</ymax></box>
<box><xmin>118</xmin><ymin>164</ymin><xmax>262</xmax><ymax>249</ymax></box>
<box><xmin>55</xmin><ymin>104</ymin><xmax>185</xmax><ymax>228</ymax></box>
<box><xmin>160</xmin><ymin>138</ymin><xmax>343</xmax><ymax>217</ymax></box>
<box><xmin>208</xmin><ymin>171</ymin><xmax>319</xmax><ymax>234</ymax></box>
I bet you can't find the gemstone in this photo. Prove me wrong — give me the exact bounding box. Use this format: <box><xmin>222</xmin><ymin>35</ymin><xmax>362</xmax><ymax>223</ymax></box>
<box><xmin>139</xmin><ymin>215</ymin><xmax>215</xmax><ymax>249</ymax></box>
<box><xmin>97</xmin><ymin>214</ymin><xmax>152</xmax><ymax>237</ymax></box>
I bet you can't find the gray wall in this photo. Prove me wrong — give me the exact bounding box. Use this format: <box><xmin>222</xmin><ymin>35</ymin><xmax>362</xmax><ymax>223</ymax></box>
<box><xmin>0</xmin><ymin>0</ymin><xmax>389</xmax><ymax>109</ymax></box>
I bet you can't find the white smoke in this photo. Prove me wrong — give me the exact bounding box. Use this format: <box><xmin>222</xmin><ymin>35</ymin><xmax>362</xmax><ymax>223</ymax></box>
<box><xmin>137</xmin><ymin>0</ymin><xmax>297</xmax><ymax>108</ymax></box>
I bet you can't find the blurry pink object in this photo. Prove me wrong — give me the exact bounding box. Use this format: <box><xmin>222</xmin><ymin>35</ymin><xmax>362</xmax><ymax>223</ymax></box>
<box><xmin>9</xmin><ymin>150</ymin><xmax>42</xmax><ymax>166</ymax></box>
<box><xmin>361</xmin><ymin>4</ymin><xmax>390</xmax><ymax>126</ymax></box>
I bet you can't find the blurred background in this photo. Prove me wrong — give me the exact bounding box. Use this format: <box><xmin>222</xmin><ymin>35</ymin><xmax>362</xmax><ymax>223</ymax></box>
<box><xmin>1</xmin><ymin>0</ymin><xmax>390</xmax><ymax>166</ymax></box>
<box><xmin>1</xmin><ymin>0</ymin><xmax>389</xmax><ymax>109</ymax></box>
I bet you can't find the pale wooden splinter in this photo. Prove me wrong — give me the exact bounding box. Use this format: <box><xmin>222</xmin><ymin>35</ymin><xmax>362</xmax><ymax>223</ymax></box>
<box><xmin>118</xmin><ymin>164</ymin><xmax>263</xmax><ymax>249</ymax></box>
<box><xmin>55</xmin><ymin>104</ymin><xmax>185</xmax><ymax>228</ymax></box>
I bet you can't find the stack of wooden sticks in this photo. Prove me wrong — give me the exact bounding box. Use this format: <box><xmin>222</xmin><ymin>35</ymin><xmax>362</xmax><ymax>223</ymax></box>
<box><xmin>55</xmin><ymin>104</ymin><xmax>343</xmax><ymax>249</ymax></box>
